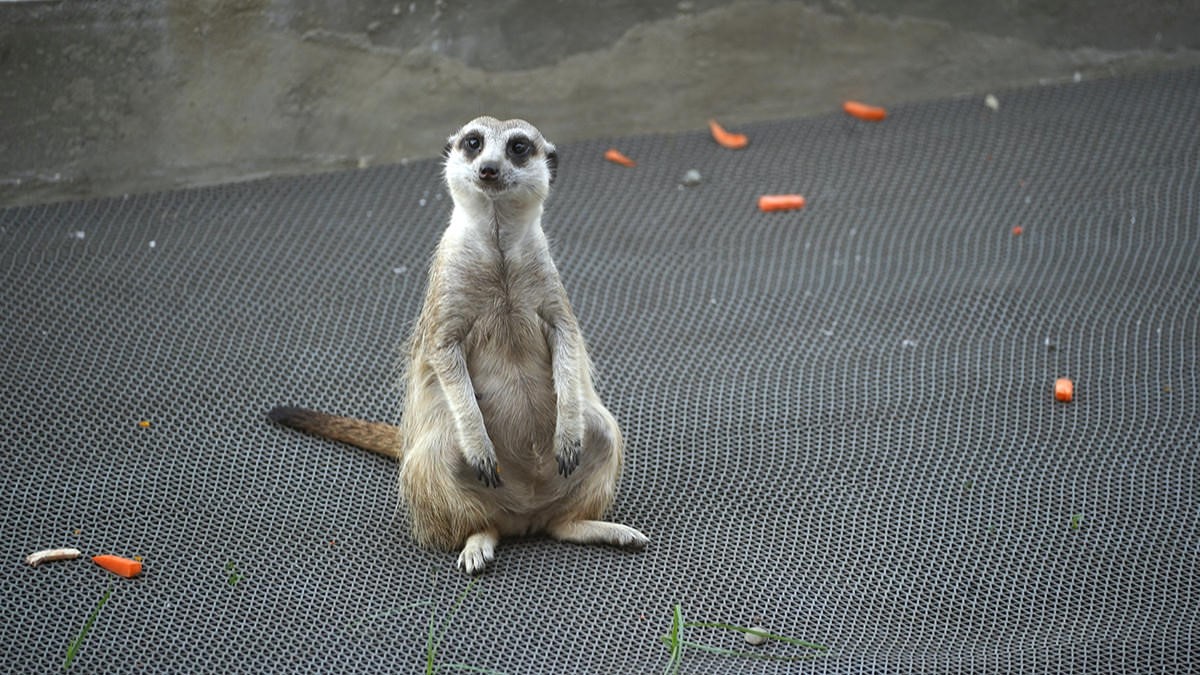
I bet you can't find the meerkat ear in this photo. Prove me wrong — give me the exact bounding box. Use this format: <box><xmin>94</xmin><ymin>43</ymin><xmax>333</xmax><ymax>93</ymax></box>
<box><xmin>545</xmin><ymin>149</ymin><xmax>558</xmax><ymax>184</ymax></box>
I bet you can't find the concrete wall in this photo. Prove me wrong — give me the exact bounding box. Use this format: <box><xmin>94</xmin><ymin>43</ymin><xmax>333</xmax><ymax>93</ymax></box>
<box><xmin>2</xmin><ymin>0</ymin><xmax>1197</xmax><ymax>206</ymax></box>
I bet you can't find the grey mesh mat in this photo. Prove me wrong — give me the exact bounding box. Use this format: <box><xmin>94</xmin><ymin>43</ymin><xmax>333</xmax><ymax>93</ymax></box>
<box><xmin>3</xmin><ymin>67</ymin><xmax>1197</xmax><ymax>674</ymax></box>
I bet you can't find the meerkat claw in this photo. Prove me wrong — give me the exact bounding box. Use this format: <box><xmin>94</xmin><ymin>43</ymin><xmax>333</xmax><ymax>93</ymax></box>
<box><xmin>474</xmin><ymin>457</ymin><xmax>503</xmax><ymax>487</ymax></box>
<box><xmin>556</xmin><ymin>436</ymin><xmax>582</xmax><ymax>476</ymax></box>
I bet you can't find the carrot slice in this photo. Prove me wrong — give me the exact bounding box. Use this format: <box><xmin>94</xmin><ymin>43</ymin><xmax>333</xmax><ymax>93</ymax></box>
<box><xmin>92</xmin><ymin>554</ymin><xmax>143</xmax><ymax>578</ymax></box>
<box><xmin>843</xmin><ymin>100</ymin><xmax>887</xmax><ymax>122</ymax></box>
<box><xmin>604</xmin><ymin>148</ymin><xmax>636</xmax><ymax>167</ymax></box>
<box><xmin>1054</xmin><ymin>378</ymin><xmax>1074</xmax><ymax>402</ymax></box>
<box><xmin>708</xmin><ymin>119</ymin><xmax>748</xmax><ymax>149</ymax></box>
<box><xmin>758</xmin><ymin>194</ymin><xmax>806</xmax><ymax>212</ymax></box>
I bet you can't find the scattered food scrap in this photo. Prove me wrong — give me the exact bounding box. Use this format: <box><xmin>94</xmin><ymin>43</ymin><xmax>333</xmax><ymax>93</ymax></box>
<box><xmin>603</xmin><ymin>148</ymin><xmax>636</xmax><ymax>167</ymax></box>
<box><xmin>1011</xmin><ymin>226</ymin><xmax>1024</xmax><ymax>236</ymax></box>
<box><xmin>137</xmin><ymin>420</ymin><xmax>151</xmax><ymax>428</ymax></box>
<box><xmin>758</xmin><ymin>194</ymin><xmax>807</xmax><ymax>212</ymax></box>
<box><xmin>985</xmin><ymin>94</ymin><xmax>1000</xmax><ymax>111</ymax></box>
<box><xmin>25</xmin><ymin>547</ymin><xmax>82</xmax><ymax>567</ymax></box>
<box><xmin>707</xmin><ymin>119</ymin><xmax>749</xmax><ymax>149</ymax></box>
<box><xmin>843</xmin><ymin>100</ymin><xmax>887</xmax><ymax>122</ymax></box>
<box><xmin>92</xmin><ymin>554</ymin><xmax>143</xmax><ymax>578</ymax></box>
<box><xmin>1054</xmin><ymin>378</ymin><xmax>1074</xmax><ymax>403</ymax></box>
<box><xmin>680</xmin><ymin>169</ymin><xmax>702</xmax><ymax>187</ymax></box>
<box><xmin>1070</xmin><ymin>514</ymin><xmax>1083</xmax><ymax>531</ymax></box>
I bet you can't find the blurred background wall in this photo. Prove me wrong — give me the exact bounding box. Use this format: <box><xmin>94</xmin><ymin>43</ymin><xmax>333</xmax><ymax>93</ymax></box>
<box><xmin>2</xmin><ymin>0</ymin><xmax>1197</xmax><ymax>206</ymax></box>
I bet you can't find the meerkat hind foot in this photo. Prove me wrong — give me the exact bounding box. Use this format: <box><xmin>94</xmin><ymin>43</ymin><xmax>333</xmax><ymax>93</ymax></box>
<box><xmin>548</xmin><ymin>520</ymin><xmax>649</xmax><ymax>550</ymax></box>
<box><xmin>456</xmin><ymin>529</ymin><xmax>499</xmax><ymax>575</ymax></box>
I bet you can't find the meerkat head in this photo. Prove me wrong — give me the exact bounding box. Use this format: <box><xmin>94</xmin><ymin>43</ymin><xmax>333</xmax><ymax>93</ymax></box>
<box><xmin>443</xmin><ymin>117</ymin><xmax>558</xmax><ymax>211</ymax></box>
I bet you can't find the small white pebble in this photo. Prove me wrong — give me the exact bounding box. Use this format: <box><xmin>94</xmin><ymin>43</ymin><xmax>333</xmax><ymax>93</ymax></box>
<box><xmin>984</xmin><ymin>94</ymin><xmax>999</xmax><ymax>111</ymax></box>
<box><xmin>1073</xmin><ymin>71</ymin><xmax>1082</xmax><ymax>83</ymax></box>
<box><xmin>392</xmin><ymin>265</ymin><xmax>408</xmax><ymax>275</ymax></box>
<box><xmin>901</xmin><ymin>339</ymin><xmax>918</xmax><ymax>348</ymax></box>
<box><xmin>744</xmin><ymin>627</ymin><xmax>768</xmax><ymax>646</ymax></box>
<box><xmin>69</xmin><ymin>230</ymin><xmax>85</xmax><ymax>239</ymax></box>
<box><xmin>418</xmin><ymin>198</ymin><xmax>427</xmax><ymax>207</ymax></box>
<box><xmin>681</xmin><ymin>169</ymin><xmax>702</xmax><ymax>187</ymax></box>
<box><xmin>148</xmin><ymin>240</ymin><xmax>157</xmax><ymax>249</ymax></box>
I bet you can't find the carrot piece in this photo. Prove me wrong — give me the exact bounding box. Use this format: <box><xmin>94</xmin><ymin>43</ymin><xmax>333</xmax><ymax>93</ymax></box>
<box><xmin>708</xmin><ymin>119</ymin><xmax>748</xmax><ymax>149</ymax></box>
<box><xmin>92</xmin><ymin>554</ymin><xmax>143</xmax><ymax>578</ymax></box>
<box><xmin>843</xmin><ymin>100</ymin><xmax>887</xmax><ymax>122</ymax></box>
<box><xmin>1054</xmin><ymin>378</ymin><xmax>1074</xmax><ymax>402</ymax></box>
<box><xmin>604</xmin><ymin>148</ymin><xmax>636</xmax><ymax>167</ymax></box>
<box><xmin>1011</xmin><ymin>226</ymin><xmax>1024</xmax><ymax>236</ymax></box>
<box><xmin>757</xmin><ymin>194</ymin><xmax>807</xmax><ymax>212</ymax></box>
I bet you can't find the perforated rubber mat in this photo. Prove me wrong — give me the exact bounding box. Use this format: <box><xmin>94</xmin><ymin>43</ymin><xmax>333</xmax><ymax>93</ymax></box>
<box><xmin>3</xmin><ymin>68</ymin><xmax>1198</xmax><ymax>673</ymax></box>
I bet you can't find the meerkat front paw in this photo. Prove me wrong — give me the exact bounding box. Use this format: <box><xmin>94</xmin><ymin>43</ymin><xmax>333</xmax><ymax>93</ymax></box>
<box><xmin>463</xmin><ymin>442</ymin><xmax>503</xmax><ymax>487</ymax></box>
<box><xmin>470</xmin><ymin>454</ymin><xmax>503</xmax><ymax>487</ymax></box>
<box><xmin>554</xmin><ymin>430</ymin><xmax>582</xmax><ymax>476</ymax></box>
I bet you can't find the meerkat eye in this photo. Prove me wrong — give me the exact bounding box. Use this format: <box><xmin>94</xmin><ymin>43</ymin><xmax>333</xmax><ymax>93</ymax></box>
<box><xmin>508</xmin><ymin>138</ymin><xmax>531</xmax><ymax>157</ymax></box>
<box><xmin>462</xmin><ymin>133</ymin><xmax>483</xmax><ymax>152</ymax></box>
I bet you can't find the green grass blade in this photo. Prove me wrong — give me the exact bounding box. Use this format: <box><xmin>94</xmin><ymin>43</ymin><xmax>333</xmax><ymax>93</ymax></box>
<box><xmin>684</xmin><ymin>621</ymin><xmax>828</xmax><ymax>652</ymax></box>
<box><xmin>427</xmin><ymin>577</ymin><xmax>481</xmax><ymax>675</ymax></box>
<box><xmin>676</xmin><ymin>639</ymin><xmax>821</xmax><ymax>662</ymax></box>
<box><xmin>63</xmin><ymin>587</ymin><xmax>113</xmax><ymax>671</ymax></box>
<box><xmin>662</xmin><ymin>603</ymin><xmax>685</xmax><ymax>675</ymax></box>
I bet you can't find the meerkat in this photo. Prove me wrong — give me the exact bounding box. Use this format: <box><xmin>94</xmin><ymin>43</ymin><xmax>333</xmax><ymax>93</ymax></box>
<box><xmin>268</xmin><ymin>116</ymin><xmax>648</xmax><ymax>574</ymax></box>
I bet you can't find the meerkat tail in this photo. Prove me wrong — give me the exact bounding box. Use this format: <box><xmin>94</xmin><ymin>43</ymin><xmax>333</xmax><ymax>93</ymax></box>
<box><xmin>266</xmin><ymin>406</ymin><xmax>402</xmax><ymax>459</ymax></box>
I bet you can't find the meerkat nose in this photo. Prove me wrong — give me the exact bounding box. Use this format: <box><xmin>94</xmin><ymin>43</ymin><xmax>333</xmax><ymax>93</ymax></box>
<box><xmin>478</xmin><ymin>162</ymin><xmax>500</xmax><ymax>182</ymax></box>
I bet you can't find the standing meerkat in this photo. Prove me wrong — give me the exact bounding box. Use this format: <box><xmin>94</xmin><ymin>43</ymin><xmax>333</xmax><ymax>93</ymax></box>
<box><xmin>269</xmin><ymin>116</ymin><xmax>648</xmax><ymax>574</ymax></box>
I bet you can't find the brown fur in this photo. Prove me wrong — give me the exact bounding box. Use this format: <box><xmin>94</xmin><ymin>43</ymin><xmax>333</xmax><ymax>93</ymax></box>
<box><xmin>268</xmin><ymin>117</ymin><xmax>647</xmax><ymax>574</ymax></box>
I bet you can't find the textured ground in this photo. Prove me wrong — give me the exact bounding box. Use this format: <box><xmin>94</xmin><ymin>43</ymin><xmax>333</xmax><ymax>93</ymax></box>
<box><xmin>2</xmin><ymin>67</ymin><xmax>1196</xmax><ymax>673</ymax></box>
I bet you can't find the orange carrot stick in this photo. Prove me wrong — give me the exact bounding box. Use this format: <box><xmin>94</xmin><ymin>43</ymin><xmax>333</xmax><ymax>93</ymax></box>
<box><xmin>604</xmin><ymin>148</ymin><xmax>636</xmax><ymax>167</ymax></box>
<box><xmin>92</xmin><ymin>554</ymin><xmax>143</xmax><ymax>578</ymax></box>
<box><xmin>1054</xmin><ymin>378</ymin><xmax>1074</xmax><ymax>402</ymax></box>
<box><xmin>708</xmin><ymin>119</ymin><xmax>749</xmax><ymax>149</ymax></box>
<box><xmin>758</xmin><ymin>194</ymin><xmax>807</xmax><ymax>212</ymax></box>
<box><xmin>843</xmin><ymin>100</ymin><xmax>887</xmax><ymax>122</ymax></box>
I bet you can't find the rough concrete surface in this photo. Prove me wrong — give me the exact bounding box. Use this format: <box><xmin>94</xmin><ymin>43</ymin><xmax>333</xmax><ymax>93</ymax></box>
<box><xmin>2</xmin><ymin>0</ymin><xmax>1198</xmax><ymax>207</ymax></box>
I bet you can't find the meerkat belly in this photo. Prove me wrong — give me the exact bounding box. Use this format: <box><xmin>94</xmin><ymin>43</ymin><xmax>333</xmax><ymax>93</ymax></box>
<box><xmin>464</xmin><ymin>309</ymin><xmax>557</xmax><ymax>480</ymax></box>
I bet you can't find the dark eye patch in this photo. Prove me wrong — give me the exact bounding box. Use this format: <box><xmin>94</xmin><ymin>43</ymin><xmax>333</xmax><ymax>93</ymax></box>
<box><xmin>506</xmin><ymin>135</ymin><xmax>533</xmax><ymax>165</ymax></box>
<box><xmin>459</xmin><ymin>132</ymin><xmax>484</xmax><ymax>158</ymax></box>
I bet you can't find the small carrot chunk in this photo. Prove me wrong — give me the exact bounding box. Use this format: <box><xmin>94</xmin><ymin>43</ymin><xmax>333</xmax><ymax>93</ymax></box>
<box><xmin>758</xmin><ymin>194</ymin><xmax>807</xmax><ymax>212</ymax></box>
<box><xmin>93</xmin><ymin>554</ymin><xmax>143</xmax><ymax>578</ymax></box>
<box><xmin>843</xmin><ymin>100</ymin><xmax>887</xmax><ymax>122</ymax></box>
<box><xmin>1054</xmin><ymin>378</ymin><xmax>1074</xmax><ymax>402</ymax></box>
<box><xmin>1011</xmin><ymin>226</ymin><xmax>1024</xmax><ymax>236</ymax></box>
<box><xmin>708</xmin><ymin>119</ymin><xmax>749</xmax><ymax>149</ymax></box>
<box><xmin>604</xmin><ymin>148</ymin><xmax>636</xmax><ymax>167</ymax></box>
